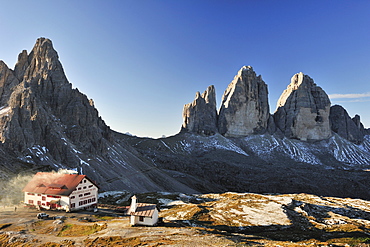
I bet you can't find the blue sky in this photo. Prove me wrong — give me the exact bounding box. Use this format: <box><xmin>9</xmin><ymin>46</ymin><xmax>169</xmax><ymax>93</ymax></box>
<box><xmin>1</xmin><ymin>1</ymin><xmax>369</xmax><ymax>138</ymax></box>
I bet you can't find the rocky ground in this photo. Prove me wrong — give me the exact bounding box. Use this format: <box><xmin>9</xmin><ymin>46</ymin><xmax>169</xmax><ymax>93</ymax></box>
<box><xmin>0</xmin><ymin>205</ymin><xmax>236</xmax><ymax>246</ymax></box>
<box><xmin>2</xmin><ymin>192</ymin><xmax>370</xmax><ymax>246</ymax></box>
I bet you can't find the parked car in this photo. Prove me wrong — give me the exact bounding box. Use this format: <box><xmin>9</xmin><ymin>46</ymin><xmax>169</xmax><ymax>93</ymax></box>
<box><xmin>37</xmin><ymin>213</ymin><xmax>49</xmax><ymax>219</ymax></box>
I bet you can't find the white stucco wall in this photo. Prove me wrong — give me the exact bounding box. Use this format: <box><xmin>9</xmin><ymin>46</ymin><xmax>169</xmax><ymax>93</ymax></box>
<box><xmin>24</xmin><ymin>177</ymin><xmax>98</xmax><ymax>211</ymax></box>
<box><xmin>24</xmin><ymin>192</ymin><xmax>67</xmax><ymax>210</ymax></box>
<box><xmin>68</xmin><ymin>178</ymin><xmax>98</xmax><ymax>211</ymax></box>
<box><xmin>130</xmin><ymin>208</ymin><xmax>159</xmax><ymax>226</ymax></box>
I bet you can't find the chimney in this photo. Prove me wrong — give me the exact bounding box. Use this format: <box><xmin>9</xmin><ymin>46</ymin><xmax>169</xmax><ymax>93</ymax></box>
<box><xmin>129</xmin><ymin>195</ymin><xmax>137</xmax><ymax>213</ymax></box>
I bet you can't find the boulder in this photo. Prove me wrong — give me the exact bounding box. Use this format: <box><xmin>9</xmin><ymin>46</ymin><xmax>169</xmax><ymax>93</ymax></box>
<box><xmin>274</xmin><ymin>72</ymin><xmax>331</xmax><ymax>141</ymax></box>
<box><xmin>218</xmin><ymin>66</ymin><xmax>270</xmax><ymax>137</ymax></box>
<box><xmin>182</xmin><ymin>85</ymin><xmax>218</xmax><ymax>135</ymax></box>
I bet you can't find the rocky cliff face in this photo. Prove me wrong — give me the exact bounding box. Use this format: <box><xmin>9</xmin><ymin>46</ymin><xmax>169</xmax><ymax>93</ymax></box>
<box><xmin>0</xmin><ymin>38</ymin><xmax>370</xmax><ymax>200</ymax></box>
<box><xmin>274</xmin><ymin>72</ymin><xmax>332</xmax><ymax>141</ymax></box>
<box><xmin>181</xmin><ymin>85</ymin><xmax>218</xmax><ymax>135</ymax></box>
<box><xmin>329</xmin><ymin>105</ymin><xmax>368</xmax><ymax>144</ymax></box>
<box><xmin>182</xmin><ymin>68</ymin><xmax>368</xmax><ymax>144</ymax></box>
<box><xmin>218</xmin><ymin>66</ymin><xmax>270</xmax><ymax>137</ymax></box>
<box><xmin>0</xmin><ymin>38</ymin><xmax>111</xmax><ymax>157</ymax></box>
<box><xmin>182</xmin><ymin>67</ymin><xmax>271</xmax><ymax>137</ymax></box>
<box><xmin>0</xmin><ymin>38</ymin><xmax>198</xmax><ymax>194</ymax></box>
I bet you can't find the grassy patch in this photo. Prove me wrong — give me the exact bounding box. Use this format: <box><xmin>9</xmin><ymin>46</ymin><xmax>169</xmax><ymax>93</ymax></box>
<box><xmin>58</xmin><ymin>223</ymin><xmax>107</xmax><ymax>237</ymax></box>
<box><xmin>327</xmin><ymin>237</ymin><xmax>370</xmax><ymax>245</ymax></box>
<box><xmin>93</xmin><ymin>215</ymin><xmax>116</xmax><ymax>221</ymax></box>
<box><xmin>0</xmin><ymin>233</ymin><xmax>34</xmax><ymax>247</ymax></box>
<box><xmin>31</xmin><ymin>220</ymin><xmax>47</xmax><ymax>227</ymax></box>
<box><xmin>160</xmin><ymin>204</ymin><xmax>202</xmax><ymax>220</ymax></box>
<box><xmin>85</xmin><ymin>236</ymin><xmax>142</xmax><ymax>246</ymax></box>
<box><xmin>324</xmin><ymin>222</ymin><xmax>362</xmax><ymax>233</ymax></box>
<box><xmin>84</xmin><ymin>236</ymin><xmax>177</xmax><ymax>246</ymax></box>
<box><xmin>31</xmin><ymin>220</ymin><xmax>48</xmax><ymax>232</ymax></box>
<box><xmin>38</xmin><ymin>243</ymin><xmax>62</xmax><ymax>247</ymax></box>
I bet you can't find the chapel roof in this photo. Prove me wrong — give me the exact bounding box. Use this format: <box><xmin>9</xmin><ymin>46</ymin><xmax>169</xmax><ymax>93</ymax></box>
<box><xmin>129</xmin><ymin>203</ymin><xmax>157</xmax><ymax>217</ymax></box>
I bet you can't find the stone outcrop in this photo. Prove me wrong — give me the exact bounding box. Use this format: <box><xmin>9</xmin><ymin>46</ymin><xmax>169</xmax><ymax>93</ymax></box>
<box><xmin>0</xmin><ymin>37</ymin><xmax>205</xmax><ymax>194</ymax></box>
<box><xmin>182</xmin><ymin>85</ymin><xmax>218</xmax><ymax>135</ymax></box>
<box><xmin>329</xmin><ymin>105</ymin><xmax>367</xmax><ymax>144</ymax></box>
<box><xmin>1</xmin><ymin>38</ymin><xmax>370</xmax><ymax>196</ymax></box>
<box><xmin>181</xmin><ymin>68</ymin><xmax>368</xmax><ymax>144</ymax></box>
<box><xmin>218</xmin><ymin>66</ymin><xmax>270</xmax><ymax>137</ymax></box>
<box><xmin>274</xmin><ymin>72</ymin><xmax>331</xmax><ymax>141</ymax></box>
<box><xmin>0</xmin><ymin>38</ymin><xmax>111</xmax><ymax>158</ymax></box>
<box><xmin>0</xmin><ymin>61</ymin><xmax>19</xmax><ymax>105</ymax></box>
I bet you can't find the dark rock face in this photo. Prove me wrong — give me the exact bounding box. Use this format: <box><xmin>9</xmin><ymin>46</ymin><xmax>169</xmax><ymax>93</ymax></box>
<box><xmin>0</xmin><ymin>61</ymin><xmax>19</xmax><ymax>105</ymax></box>
<box><xmin>0</xmin><ymin>38</ymin><xmax>200</xmax><ymax>194</ymax></box>
<box><xmin>218</xmin><ymin>66</ymin><xmax>270</xmax><ymax>137</ymax></box>
<box><xmin>182</xmin><ymin>69</ymin><xmax>368</xmax><ymax>143</ymax></box>
<box><xmin>352</xmin><ymin>115</ymin><xmax>370</xmax><ymax>137</ymax></box>
<box><xmin>128</xmin><ymin>131</ymin><xmax>370</xmax><ymax>200</ymax></box>
<box><xmin>274</xmin><ymin>72</ymin><xmax>331</xmax><ymax>141</ymax></box>
<box><xmin>0</xmin><ymin>38</ymin><xmax>111</xmax><ymax>157</ymax></box>
<box><xmin>1</xmin><ymin>38</ymin><xmax>370</xmax><ymax>199</ymax></box>
<box><xmin>182</xmin><ymin>85</ymin><xmax>218</xmax><ymax>135</ymax></box>
<box><xmin>329</xmin><ymin>105</ymin><xmax>366</xmax><ymax>144</ymax></box>
<box><xmin>266</xmin><ymin>114</ymin><xmax>277</xmax><ymax>134</ymax></box>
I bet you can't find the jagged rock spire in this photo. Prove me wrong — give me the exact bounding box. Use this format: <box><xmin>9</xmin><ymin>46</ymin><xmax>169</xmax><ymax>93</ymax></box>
<box><xmin>0</xmin><ymin>61</ymin><xmax>20</xmax><ymax>105</ymax></box>
<box><xmin>218</xmin><ymin>66</ymin><xmax>270</xmax><ymax>137</ymax></box>
<box><xmin>274</xmin><ymin>72</ymin><xmax>331</xmax><ymax>141</ymax></box>
<box><xmin>330</xmin><ymin>105</ymin><xmax>366</xmax><ymax>144</ymax></box>
<box><xmin>182</xmin><ymin>85</ymin><xmax>218</xmax><ymax>135</ymax></box>
<box><xmin>0</xmin><ymin>37</ymin><xmax>111</xmax><ymax>158</ymax></box>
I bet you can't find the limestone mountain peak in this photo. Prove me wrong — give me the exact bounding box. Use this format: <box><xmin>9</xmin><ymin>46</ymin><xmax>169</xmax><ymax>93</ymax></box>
<box><xmin>218</xmin><ymin>66</ymin><xmax>270</xmax><ymax>136</ymax></box>
<box><xmin>182</xmin><ymin>85</ymin><xmax>218</xmax><ymax>135</ymax></box>
<box><xmin>329</xmin><ymin>105</ymin><xmax>368</xmax><ymax>144</ymax></box>
<box><xmin>30</xmin><ymin>37</ymin><xmax>56</xmax><ymax>57</ymax></box>
<box><xmin>1</xmin><ymin>38</ymin><xmax>370</xmax><ymax>198</ymax></box>
<box><xmin>239</xmin><ymin>65</ymin><xmax>253</xmax><ymax>73</ymax></box>
<box><xmin>277</xmin><ymin>72</ymin><xmax>318</xmax><ymax>108</ymax></box>
<box><xmin>274</xmin><ymin>72</ymin><xmax>331</xmax><ymax>141</ymax></box>
<box><xmin>0</xmin><ymin>37</ymin><xmax>111</xmax><ymax>158</ymax></box>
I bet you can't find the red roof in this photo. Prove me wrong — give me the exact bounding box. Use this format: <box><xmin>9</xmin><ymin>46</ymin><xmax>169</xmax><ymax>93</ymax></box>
<box><xmin>22</xmin><ymin>172</ymin><xmax>96</xmax><ymax>196</ymax></box>
<box><xmin>130</xmin><ymin>203</ymin><xmax>157</xmax><ymax>217</ymax></box>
